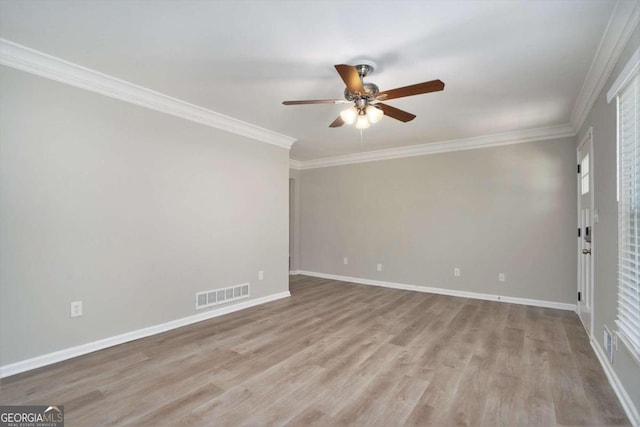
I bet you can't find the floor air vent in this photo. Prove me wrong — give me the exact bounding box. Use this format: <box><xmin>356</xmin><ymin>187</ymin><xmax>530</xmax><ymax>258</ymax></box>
<box><xmin>604</xmin><ymin>326</ymin><xmax>614</xmax><ymax>363</ymax></box>
<box><xmin>196</xmin><ymin>283</ymin><xmax>250</xmax><ymax>310</ymax></box>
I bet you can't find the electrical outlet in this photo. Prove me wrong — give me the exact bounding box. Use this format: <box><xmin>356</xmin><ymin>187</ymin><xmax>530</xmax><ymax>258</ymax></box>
<box><xmin>343</xmin><ymin>257</ymin><xmax>348</xmax><ymax>265</ymax></box>
<box><xmin>454</xmin><ymin>267</ymin><xmax>461</xmax><ymax>277</ymax></box>
<box><xmin>499</xmin><ymin>273</ymin><xmax>506</xmax><ymax>282</ymax></box>
<box><xmin>377</xmin><ymin>263</ymin><xmax>382</xmax><ymax>271</ymax></box>
<box><xmin>258</xmin><ymin>270</ymin><xmax>264</xmax><ymax>281</ymax></box>
<box><xmin>70</xmin><ymin>301</ymin><xmax>83</xmax><ymax>317</ymax></box>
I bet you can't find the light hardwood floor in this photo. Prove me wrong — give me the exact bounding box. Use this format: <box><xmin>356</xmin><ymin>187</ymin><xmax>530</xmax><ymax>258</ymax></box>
<box><xmin>0</xmin><ymin>275</ymin><xmax>630</xmax><ymax>426</ymax></box>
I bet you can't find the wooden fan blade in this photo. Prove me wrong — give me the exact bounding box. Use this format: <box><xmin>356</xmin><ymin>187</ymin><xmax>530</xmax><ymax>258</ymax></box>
<box><xmin>329</xmin><ymin>116</ymin><xmax>345</xmax><ymax>127</ymax></box>
<box><xmin>377</xmin><ymin>103</ymin><xmax>416</xmax><ymax>122</ymax></box>
<box><xmin>335</xmin><ymin>64</ymin><xmax>365</xmax><ymax>95</ymax></box>
<box><xmin>283</xmin><ymin>99</ymin><xmax>349</xmax><ymax>105</ymax></box>
<box><xmin>377</xmin><ymin>79</ymin><xmax>444</xmax><ymax>101</ymax></box>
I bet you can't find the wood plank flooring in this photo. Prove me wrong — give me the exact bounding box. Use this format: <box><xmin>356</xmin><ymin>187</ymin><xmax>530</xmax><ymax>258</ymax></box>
<box><xmin>0</xmin><ymin>275</ymin><xmax>630</xmax><ymax>426</ymax></box>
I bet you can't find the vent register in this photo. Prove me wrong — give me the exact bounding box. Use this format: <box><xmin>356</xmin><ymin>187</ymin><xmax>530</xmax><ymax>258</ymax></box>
<box><xmin>196</xmin><ymin>283</ymin><xmax>250</xmax><ymax>310</ymax></box>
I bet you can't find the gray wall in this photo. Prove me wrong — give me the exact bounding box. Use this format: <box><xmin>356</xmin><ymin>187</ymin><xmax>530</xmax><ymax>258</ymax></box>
<box><xmin>0</xmin><ymin>66</ymin><xmax>290</xmax><ymax>366</ymax></box>
<box><xmin>577</xmin><ymin>25</ymin><xmax>640</xmax><ymax>412</ymax></box>
<box><xmin>298</xmin><ymin>138</ymin><xmax>577</xmax><ymax>304</ymax></box>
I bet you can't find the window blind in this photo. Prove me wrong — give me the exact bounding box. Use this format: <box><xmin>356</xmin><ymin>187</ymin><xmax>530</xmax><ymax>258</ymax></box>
<box><xmin>617</xmin><ymin>72</ymin><xmax>640</xmax><ymax>356</ymax></box>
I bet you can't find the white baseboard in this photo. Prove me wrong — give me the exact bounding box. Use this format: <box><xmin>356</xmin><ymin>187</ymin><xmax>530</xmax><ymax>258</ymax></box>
<box><xmin>0</xmin><ymin>291</ymin><xmax>291</xmax><ymax>379</ymax></box>
<box><xmin>297</xmin><ymin>270</ymin><xmax>576</xmax><ymax>311</ymax></box>
<box><xmin>591</xmin><ymin>337</ymin><xmax>640</xmax><ymax>427</ymax></box>
<box><xmin>289</xmin><ymin>270</ymin><xmax>300</xmax><ymax>275</ymax></box>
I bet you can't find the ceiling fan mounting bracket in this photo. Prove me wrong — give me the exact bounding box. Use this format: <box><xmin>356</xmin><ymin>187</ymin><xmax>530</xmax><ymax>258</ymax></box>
<box><xmin>356</xmin><ymin>63</ymin><xmax>374</xmax><ymax>78</ymax></box>
<box><xmin>353</xmin><ymin>60</ymin><xmax>377</xmax><ymax>78</ymax></box>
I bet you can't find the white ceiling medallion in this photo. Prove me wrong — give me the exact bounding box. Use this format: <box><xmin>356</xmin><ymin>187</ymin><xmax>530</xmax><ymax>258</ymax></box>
<box><xmin>0</xmin><ymin>38</ymin><xmax>297</xmax><ymax>150</ymax></box>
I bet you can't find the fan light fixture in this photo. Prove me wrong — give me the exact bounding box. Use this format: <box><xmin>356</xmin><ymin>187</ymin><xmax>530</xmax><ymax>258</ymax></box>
<box><xmin>339</xmin><ymin>106</ymin><xmax>358</xmax><ymax>125</ymax></box>
<box><xmin>355</xmin><ymin>113</ymin><xmax>370</xmax><ymax>129</ymax></box>
<box><xmin>366</xmin><ymin>106</ymin><xmax>383</xmax><ymax>123</ymax></box>
<box><xmin>341</xmin><ymin>105</ymin><xmax>382</xmax><ymax>129</ymax></box>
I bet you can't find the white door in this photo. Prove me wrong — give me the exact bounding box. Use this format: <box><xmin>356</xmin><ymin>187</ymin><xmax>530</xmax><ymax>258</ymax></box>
<box><xmin>577</xmin><ymin>130</ymin><xmax>594</xmax><ymax>335</ymax></box>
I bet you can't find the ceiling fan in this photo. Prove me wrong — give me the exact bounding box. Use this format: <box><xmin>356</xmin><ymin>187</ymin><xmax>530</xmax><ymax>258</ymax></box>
<box><xmin>282</xmin><ymin>61</ymin><xmax>445</xmax><ymax>129</ymax></box>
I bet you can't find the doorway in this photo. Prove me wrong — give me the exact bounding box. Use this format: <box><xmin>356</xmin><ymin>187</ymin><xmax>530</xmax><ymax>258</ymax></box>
<box><xmin>289</xmin><ymin>178</ymin><xmax>295</xmax><ymax>271</ymax></box>
<box><xmin>577</xmin><ymin>128</ymin><xmax>594</xmax><ymax>336</ymax></box>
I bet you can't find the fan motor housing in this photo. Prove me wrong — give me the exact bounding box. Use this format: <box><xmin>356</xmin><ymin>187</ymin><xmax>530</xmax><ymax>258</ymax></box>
<box><xmin>344</xmin><ymin>82</ymin><xmax>379</xmax><ymax>101</ymax></box>
<box><xmin>344</xmin><ymin>62</ymin><xmax>379</xmax><ymax>101</ymax></box>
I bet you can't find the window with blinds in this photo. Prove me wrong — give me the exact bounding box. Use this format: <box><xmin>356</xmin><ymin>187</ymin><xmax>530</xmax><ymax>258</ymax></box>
<box><xmin>617</xmin><ymin>72</ymin><xmax>640</xmax><ymax>359</ymax></box>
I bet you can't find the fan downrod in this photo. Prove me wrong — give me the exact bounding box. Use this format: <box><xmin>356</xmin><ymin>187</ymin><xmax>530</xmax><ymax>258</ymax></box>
<box><xmin>344</xmin><ymin>61</ymin><xmax>379</xmax><ymax>101</ymax></box>
<box><xmin>356</xmin><ymin>63</ymin><xmax>374</xmax><ymax>78</ymax></box>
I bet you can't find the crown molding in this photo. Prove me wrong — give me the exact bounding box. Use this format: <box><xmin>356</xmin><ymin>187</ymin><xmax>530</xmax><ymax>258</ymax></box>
<box><xmin>290</xmin><ymin>123</ymin><xmax>576</xmax><ymax>170</ymax></box>
<box><xmin>0</xmin><ymin>39</ymin><xmax>297</xmax><ymax>150</ymax></box>
<box><xmin>289</xmin><ymin>159</ymin><xmax>303</xmax><ymax>170</ymax></box>
<box><xmin>570</xmin><ymin>0</ymin><xmax>640</xmax><ymax>132</ymax></box>
<box><xmin>607</xmin><ymin>46</ymin><xmax>640</xmax><ymax>103</ymax></box>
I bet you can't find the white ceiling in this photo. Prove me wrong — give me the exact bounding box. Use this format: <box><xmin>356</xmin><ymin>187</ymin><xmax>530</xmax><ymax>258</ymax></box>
<box><xmin>0</xmin><ymin>0</ymin><xmax>620</xmax><ymax>161</ymax></box>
